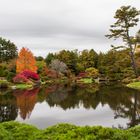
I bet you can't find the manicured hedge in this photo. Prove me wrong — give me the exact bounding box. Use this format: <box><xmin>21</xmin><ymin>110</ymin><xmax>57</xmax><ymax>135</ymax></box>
<box><xmin>0</xmin><ymin>121</ymin><xmax>140</xmax><ymax>140</ymax></box>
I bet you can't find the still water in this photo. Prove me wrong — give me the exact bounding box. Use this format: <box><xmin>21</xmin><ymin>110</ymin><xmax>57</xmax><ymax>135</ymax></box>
<box><xmin>0</xmin><ymin>83</ymin><xmax>140</xmax><ymax>129</ymax></box>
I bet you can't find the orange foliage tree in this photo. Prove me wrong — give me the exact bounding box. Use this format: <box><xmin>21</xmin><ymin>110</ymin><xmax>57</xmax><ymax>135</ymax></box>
<box><xmin>16</xmin><ymin>47</ymin><xmax>37</xmax><ymax>73</ymax></box>
<box><xmin>13</xmin><ymin>88</ymin><xmax>40</xmax><ymax>119</ymax></box>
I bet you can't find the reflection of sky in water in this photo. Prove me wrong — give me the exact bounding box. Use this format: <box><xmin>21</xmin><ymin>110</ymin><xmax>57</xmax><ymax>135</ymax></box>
<box><xmin>1</xmin><ymin>84</ymin><xmax>140</xmax><ymax>129</ymax></box>
<box><xmin>16</xmin><ymin>102</ymin><xmax>129</xmax><ymax>129</ymax></box>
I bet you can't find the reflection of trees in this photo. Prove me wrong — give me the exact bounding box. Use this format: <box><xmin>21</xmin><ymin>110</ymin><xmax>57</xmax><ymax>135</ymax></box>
<box><xmin>46</xmin><ymin>84</ymin><xmax>69</xmax><ymax>107</ymax></box>
<box><xmin>0</xmin><ymin>90</ymin><xmax>18</xmax><ymax>122</ymax></box>
<box><xmin>0</xmin><ymin>104</ymin><xmax>17</xmax><ymax>122</ymax></box>
<box><xmin>42</xmin><ymin>83</ymin><xmax>140</xmax><ymax>128</ymax></box>
<box><xmin>113</xmin><ymin>92</ymin><xmax>140</xmax><ymax>128</ymax></box>
<box><xmin>98</xmin><ymin>85</ymin><xmax>140</xmax><ymax>128</ymax></box>
<box><xmin>13</xmin><ymin>88</ymin><xmax>40</xmax><ymax>120</ymax></box>
<box><xmin>6</xmin><ymin>83</ymin><xmax>139</xmax><ymax>128</ymax></box>
<box><xmin>45</xmin><ymin>84</ymin><xmax>100</xmax><ymax>110</ymax></box>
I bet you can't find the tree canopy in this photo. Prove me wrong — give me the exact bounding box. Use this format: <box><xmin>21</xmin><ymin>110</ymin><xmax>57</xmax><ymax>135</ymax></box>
<box><xmin>0</xmin><ymin>37</ymin><xmax>17</xmax><ymax>62</ymax></box>
<box><xmin>16</xmin><ymin>47</ymin><xmax>37</xmax><ymax>73</ymax></box>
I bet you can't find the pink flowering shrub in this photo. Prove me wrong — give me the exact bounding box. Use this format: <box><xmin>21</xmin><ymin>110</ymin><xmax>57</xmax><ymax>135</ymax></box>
<box><xmin>21</xmin><ymin>70</ymin><xmax>40</xmax><ymax>80</ymax></box>
<box><xmin>13</xmin><ymin>70</ymin><xmax>40</xmax><ymax>83</ymax></box>
<box><xmin>13</xmin><ymin>74</ymin><xmax>29</xmax><ymax>83</ymax></box>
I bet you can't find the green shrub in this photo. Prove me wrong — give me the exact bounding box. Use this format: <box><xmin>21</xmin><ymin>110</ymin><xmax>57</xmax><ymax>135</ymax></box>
<box><xmin>0</xmin><ymin>125</ymin><xmax>12</xmax><ymax>140</ymax></box>
<box><xmin>0</xmin><ymin>65</ymin><xmax>7</xmax><ymax>77</ymax></box>
<box><xmin>128</xmin><ymin>125</ymin><xmax>140</xmax><ymax>139</ymax></box>
<box><xmin>36</xmin><ymin>123</ymin><xmax>77</xmax><ymax>140</ymax></box>
<box><xmin>6</xmin><ymin>72</ymin><xmax>16</xmax><ymax>82</ymax></box>
<box><xmin>0</xmin><ymin>121</ymin><xmax>140</xmax><ymax>140</ymax></box>
<box><xmin>1</xmin><ymin>121</ymin><xmax>39</xmax><ymax>140</ymax></box>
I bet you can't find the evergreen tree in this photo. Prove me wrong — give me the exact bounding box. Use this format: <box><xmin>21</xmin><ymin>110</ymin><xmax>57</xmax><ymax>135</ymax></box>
<box><xmin>106</xmin><ymin>6</ymin><xmax>140</xmax><ymax>77</ymax></box>
<box><xmin>0</xmin><ymin>37</ymin><xmax>17</xmax><ymax>62</ymax></box>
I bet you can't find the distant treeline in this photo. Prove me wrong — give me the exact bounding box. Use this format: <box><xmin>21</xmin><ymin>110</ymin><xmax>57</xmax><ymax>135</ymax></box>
<box><xmin>43</xmin><ymin>48</ymin><xmax>140</xmax><ymax>81</ymax></box>
<box><xmin>0</xmin><ymin>36</ymin><xmax>140</xmax><ymax>82</ymax></box>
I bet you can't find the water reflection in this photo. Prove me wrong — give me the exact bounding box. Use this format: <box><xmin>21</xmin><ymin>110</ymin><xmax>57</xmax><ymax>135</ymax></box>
<box><xmin>0</xmin><ymin>83</ymin><xmax>140</xmax><ymax>128</ymax></box>
<box><xmin>13</xmin><ymin>88</ymin><xmax>40</xmax><ymax>120</ymax></box>
<box><xmin>0</xmin><ymin>90</ymin><xmax>18</xmax><ymax>122</ymax></box>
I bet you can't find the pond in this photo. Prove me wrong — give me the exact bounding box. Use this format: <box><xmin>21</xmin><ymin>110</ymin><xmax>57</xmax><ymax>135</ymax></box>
<box><xmin>0</xmin><ymin>83</ymin><xmax>140</xmax><ymax>129</ymax></box>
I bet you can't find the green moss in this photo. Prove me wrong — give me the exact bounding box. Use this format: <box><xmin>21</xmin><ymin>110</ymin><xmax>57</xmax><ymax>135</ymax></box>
<box><xmin>1</xmin><ymin>121</ymin><xmax>140</xmax><ymax>140</ymax></box>
<box><xmin>127</xmin><ymin>82</ymin><xmax>140</xmax><ymax>90</ymax></box>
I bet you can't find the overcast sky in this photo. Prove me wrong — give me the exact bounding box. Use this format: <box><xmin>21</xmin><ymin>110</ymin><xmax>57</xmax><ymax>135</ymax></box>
<box><xmin>0</xmin><ymin>0</ymin><xmax>140</xmax><ymax>57</ymax></box>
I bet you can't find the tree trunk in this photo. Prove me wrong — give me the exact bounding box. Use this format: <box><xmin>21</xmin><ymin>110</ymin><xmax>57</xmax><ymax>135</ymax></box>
<box><xmin>129</xmin><ymin>44</ymin><xmax>138</xmax><ymax>78</ymax></box>
<box><xmin>126</xmin><ymin>29</ymin><xmax>138</xmax><ymax>78</ymax></box>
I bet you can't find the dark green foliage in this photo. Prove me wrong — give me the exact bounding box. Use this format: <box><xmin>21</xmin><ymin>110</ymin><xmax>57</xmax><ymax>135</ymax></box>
<box><xmin>97</xmin><ymin>49</ymin><xmax>135</xmax><ymax>80</ymax></box>
<box><xmin>79</xmin><ymin>49</ymin><xmax>98</xmax><ymax>69</ymax></box>
<box><xmin>35</xmin><ymin>56</ymin><xmax>44</xmax><ymax>61</ymax></box>
<box><xmin>0</xmin><ymin>37</ymin><xmax>17</xmax><ymax>62</ymax></box>
<box><xmin>6</xmin><ymin>72</ymin><xmax>16</xmax><ymax>82</ymax></box>
<box><xmin>0</xmin><ymin>60</ymin><xmax>16</xmax><ymax>81</ymax></box>
<box><xmin>0</xmin><ymin>121</ymin><xmax>140</xmax><ymax>140</ymax></box>
<box><xmin>45</xmin><ymin>53</ymin><xmax>56</xmax><ymax>66</ymax></box>
<box><xmin>0</xmin><ymin>65</ymin><xmax>8</xmax><ymax>77</ymax></box>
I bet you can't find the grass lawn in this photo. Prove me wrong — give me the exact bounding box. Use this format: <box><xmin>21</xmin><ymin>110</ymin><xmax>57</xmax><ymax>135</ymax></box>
<box><xmin>13</xmin><ymin>84</ymin><xmax>33</xmax><ymax>89</ymax></box>
<box><xmin>127</xmin><ymin>82</ymin><xmax>140</xmax><ymax>90</ymax></box>
<box><xmin>77</xmin><ymin>78</ymin><xmax>93</xmax><ymax>84</ymax></box>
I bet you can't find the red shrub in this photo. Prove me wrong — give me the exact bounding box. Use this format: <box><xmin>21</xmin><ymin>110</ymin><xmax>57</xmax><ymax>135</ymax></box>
<box><xmin>77</xmin><ymin>72</ymin><xmax>88</xmax><ymax>78</ymax></box>
<box><xmin>21</xmin><ymin>70</ymin><xmax>39</xmax><ymax>80</ymax></box>
<box><xmin>13</xmin><ymin>70</ymin><xmax>39</xmax><ymax>83</ymax></box>
<box><xmin>13</xmin><ymin>74</ymin><xmax>29</xmax><ymax>83</ymax></box>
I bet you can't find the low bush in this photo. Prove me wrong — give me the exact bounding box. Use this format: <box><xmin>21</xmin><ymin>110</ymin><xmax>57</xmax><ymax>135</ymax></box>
<box><xmin>21</xmin><ymin>70</ymin><xmax>39</xmax><ymax>80</ymax></box>
<box><xmin>1</xmin><ymin>121</ymin><xmax>140</xmax><ymax>140</ymax></box>
<box><xmin>0</xmin><ymin>125</ymin><xmax>12</xmax><ymax>140</ymax></box>
<box><xmin>13</xmin><ymin>74</ymin><xmax>29</xmax><ymax>84</ymax></box>
<box><xmin>0</xmin><ymin>121</ymin><xmax>39</xmax><ymax>140</ymax></box>
<box><xmin>13</xmin><ymin>70</ymin><xmax>40</xmax><ymax>84</ymax></box>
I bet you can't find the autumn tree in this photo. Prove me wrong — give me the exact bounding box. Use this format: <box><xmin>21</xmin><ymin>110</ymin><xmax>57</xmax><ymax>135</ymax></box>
<box><xmin>85</xmin><ymin>67</ymin><xmax>99</xmax><ymax>79</ymax></box>
<box><xmin>106</xmin><ymin>6</ymin><xmax>140</xmax><ymax>77</ymax></box>
<box><xmin>49</xmin><ymin>59</ymin><xmax>68</xmax><ymax>75</ymax></box>
<box><xmin>16</xmin><ymin>47</ymin><xmax>37</xmax><ymax>73</ymax></box>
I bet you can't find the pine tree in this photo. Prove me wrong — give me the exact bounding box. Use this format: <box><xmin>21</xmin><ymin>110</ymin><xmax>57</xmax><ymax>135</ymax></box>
<box><xmin>106</xmin><ymin>6</ymin><xmax>140</xmax><ymax>77</ymax></box>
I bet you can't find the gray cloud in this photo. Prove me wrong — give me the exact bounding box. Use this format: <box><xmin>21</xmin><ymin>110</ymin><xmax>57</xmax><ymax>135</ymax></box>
<box><xmin>0</xmin><ymin>0</ymin><xmax>140</xmax><ymax>57</ymax></box>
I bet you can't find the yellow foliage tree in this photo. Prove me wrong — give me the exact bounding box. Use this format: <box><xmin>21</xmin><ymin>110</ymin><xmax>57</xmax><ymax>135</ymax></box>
<box><xmin>16</xmin><ymin>47</ymin><xmax>37</xmax><ymax>73</ymax></box>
